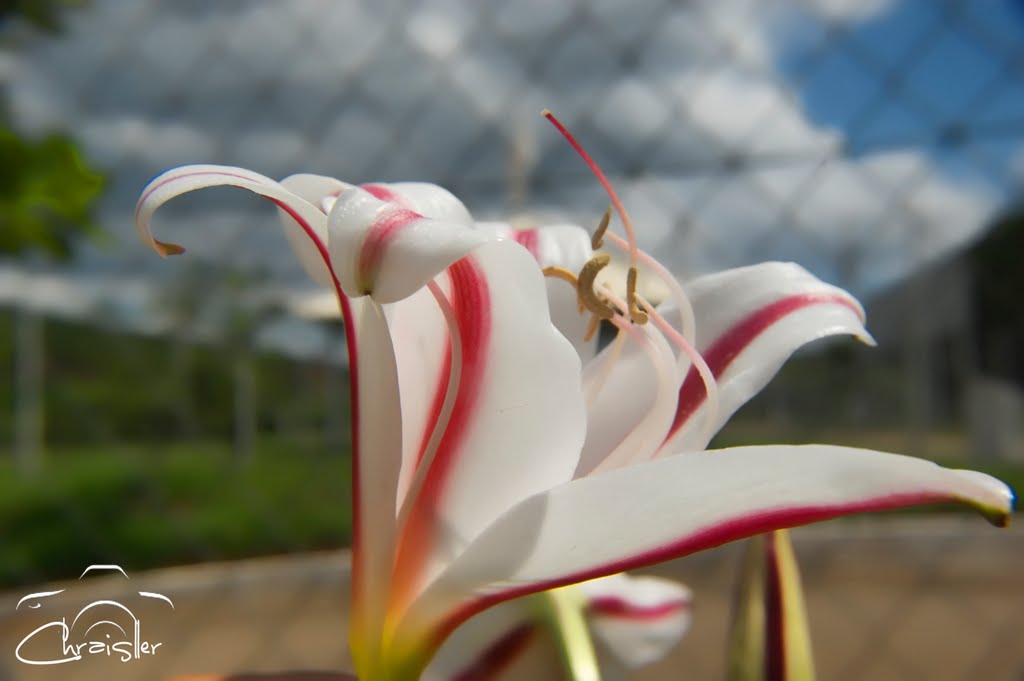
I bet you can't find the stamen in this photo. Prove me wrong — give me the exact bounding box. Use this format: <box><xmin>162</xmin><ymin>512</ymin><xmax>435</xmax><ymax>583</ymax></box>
<box><xmin>637</xmin><ymin>295</ymin><xmax>720</xmax><ymax>449</ymax></box>
<box><xmin>605</xmin><ymin>231</ymin><xmax>697</xmax><ymax>345</ymax></box>
<box><xmin>626</xmin><ymin>266</ymin><xmax>649</xmax><ymax>325</ymax></box>
<box><xmin>544</xmin><ymin>109</ymin><xmax>654</xmax><ymax>334</ymax></box>
<box><xmin>592</xmin><ymin>205</ymin><xmax>612</xmax><ymax>250</ymax></box>
<box><xmin>588</xmin><ymin>290</ymin><xmax>678</xmax><ymax>474</ymax></box>
<box><xmin>542</xmin><ymin>110</ymin><xmax>640</xmax><ymax>271</ymax></box>
<box><xmin>583</xmin><ymin>313</ymin><xmax>602</xmax><ymax>343</ymax></box>
<box><xmin>543</xmin><ymin>266</ymin><xmax>580</xmax><ymax>288</ymax></box>
<box><xmin>576</xmin><ymin>254</ymin><xmax>616</xmax><ymax>320</ymax></box>
<box><xmin>583</xmin><ymin>327</ymin><xmax>626</xmax><ymax>407</ymax></box>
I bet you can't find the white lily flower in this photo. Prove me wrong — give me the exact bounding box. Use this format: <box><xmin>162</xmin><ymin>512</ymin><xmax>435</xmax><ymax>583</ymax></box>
<box><xmin>137</xmin><ymin>149</ymin><xmax>1012</xmax><ymax>680</ymax></box>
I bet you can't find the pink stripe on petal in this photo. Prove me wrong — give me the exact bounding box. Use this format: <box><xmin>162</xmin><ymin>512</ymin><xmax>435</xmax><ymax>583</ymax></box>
<box><xmin>667</xmin><ymin>292</ymin><xmax>862</xmax><ymax>441</ymax></box>
<box><xmin>272</xmin><ymin>195</ymin><xmax>367</xmax><ymax>613</ymax></box>
<box><xmin>587</xmin><ymin>596</ymin><xmax>689</xmax><ymax>621</ymax></box>
<box><xmin>357</xmin><ymin>208</ymin><xmax>422</xmax><ymax>293</ymax></box>
<box><xmin>136</xmin><ymin>168</ymin><xmax>261</xmax><ymax>221</ymax></box>
<box><xmin>451</xmin><ymin>623</ymin><xmax>536</xmax><ymax>681</ymax></box>
<box><xmin>361</xmin><ymin>183</ymin><xmax>409</xmax><ymax>207</ymax></box>
<box><xmin>418</xmin><ymin>257</ymin><xmax>492</xmax><ymax>499</ymax></box>
<box><xmin>511</xmin><ymin>229</ymin><xmax>540</xmax><ymax>261</ymax></box>
<box><xmin>435</xmin><ymin>491</ymin><xmax>956</xmax><ymax>650</ymax></box>
<box><xmin>393</xmin><ymin>257</ymin><xmax>491</xmax><ymax>599</ymax></box>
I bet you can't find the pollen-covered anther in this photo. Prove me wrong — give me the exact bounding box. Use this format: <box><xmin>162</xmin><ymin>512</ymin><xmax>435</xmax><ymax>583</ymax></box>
<box><xmin>544</xmin><ymin>265</ymin><xmax>587</xmax><ymax>313</ymax></box>
<box><xmin>627</xmin><ymin>266</ymin><xmax>649</xmax><ymax>325</ymax></box>
<box><xmin>543</xmin><ymin>265</ymin><xmax>580</xmax><ymax>288</ymax></box>
<box><xmin>591</xmin><ymin>205</ymin><xmax>612</xmax><ymax>250</ymax></box>
<box><xmin>577</xmin><ymin>254</ymin><xmax>616</xmax><ymax>321</ymax></box>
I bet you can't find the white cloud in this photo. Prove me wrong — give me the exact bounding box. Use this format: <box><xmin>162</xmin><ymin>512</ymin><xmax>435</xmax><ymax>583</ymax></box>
<box><xmin>80</xmin><ymin>117</ymin><xmax>213</xmax><ymax>167</ymax></box>
<box><xmin>680</xmin><ymin>71</ymin><xmax>841</xmax><ymax>155</ymax></box>
<box><xmin>1</xmin><ymin>0</ymin><xmax>1006</xmax><ymax>301</ymax></box>
<box><xmin>803</xmin><ymin>0</ymin><xmax>893</xmax><ymax>22</ymax></box>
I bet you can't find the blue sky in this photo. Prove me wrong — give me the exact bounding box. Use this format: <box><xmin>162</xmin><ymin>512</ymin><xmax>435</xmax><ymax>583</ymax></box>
<box><xmin>785</xmin><ymin>0</ymin><xmax>1024</xmax><ymax>192</ymax></box>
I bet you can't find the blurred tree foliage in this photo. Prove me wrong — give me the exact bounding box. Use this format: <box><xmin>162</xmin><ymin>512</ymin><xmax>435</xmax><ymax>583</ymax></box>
<box><xmin>0</xmin><ymin>0</ymin><xmax>104</xmax><ymax>259</ymax></box>
<box><xmin>0</xmin><ymin>307</ymin><xmax>341</xmax><ymax>444</ymax></box>
<box><xmin>0</xmin><ymin>0</ymin><xmax>85</xmax><ymax>34</ymax></box>
<box><xmin>0</xmin><ymin>129</ymin><xmax>105</xmax><ymax>258</ymax></box>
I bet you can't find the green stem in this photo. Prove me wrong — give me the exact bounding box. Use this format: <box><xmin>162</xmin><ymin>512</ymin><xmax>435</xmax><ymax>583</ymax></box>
<box><xmin>537</xmin><ymin>586</ymin><xmax>602</xmax><ymax>681</ymax></box>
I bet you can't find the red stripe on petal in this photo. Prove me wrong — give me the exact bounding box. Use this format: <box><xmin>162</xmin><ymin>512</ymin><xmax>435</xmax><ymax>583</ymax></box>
<box><xmin>452</xmin><ymin>623</ymin><xmax>536</xmax><ymax>681</ymax></box>
<box><xmin>434</xmin><ymin>491</ymin><xmax>951</xmax><ymax>650</ymax></box>
<box><xmin>587</xmin><ymin>596</ymin><xmax>689</xmax><ymax>622</ymax></box>
<box><xmin>511</xmin><ymin>229</ymin><xmax>540</xmax><ymax>261</ymax></box>
<box><xmin>361</xmin><ymin>183</ymin><xmax>410</xmax><ymax>207</ymax></box>
<box><xmin>136</xmin><ymin>168</ymin><xmax>261</xmax><ymax>219</ymax></box>
<box><xmin>272</xmin><ymin>196</ymin><xmax>365</xmax><ymax>612</ymax></box>
<box><xmin>393</xmin><ymin>256</ymin><xmax>492</xmax><ymax>603</ymax></box>
<box><xmin>764</xmin><ymin>531</ymin><xmax>785</xmax><ymax>681</ymax></box>
<box><xmin>357</xmin><ymin>208</ymin><xmax>422</xmax><ymax>293</ymax></box>
<box><xmin>666</xmin><ymin>292</ymin><xmax>862</xmax><ymax>442</ymax></box>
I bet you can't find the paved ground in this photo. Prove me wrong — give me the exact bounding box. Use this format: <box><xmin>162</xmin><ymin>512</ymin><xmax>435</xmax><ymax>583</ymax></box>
<box><xmin>1</xmin><ymin>516</ymin><xmax>1021</xmax><ymax>681</ymax></box>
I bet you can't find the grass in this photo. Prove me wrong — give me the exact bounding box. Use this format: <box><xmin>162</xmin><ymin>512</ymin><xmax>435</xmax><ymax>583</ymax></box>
<box><xmin>0</xmin><ymin>437</ymin><xmax>352</xmax><ymax>588</ymax></box>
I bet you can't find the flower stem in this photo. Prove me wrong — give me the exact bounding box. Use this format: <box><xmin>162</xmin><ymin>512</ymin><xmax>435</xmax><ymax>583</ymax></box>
<box><xmin>538</xmin><ymin>586</ymin><xmax>602</xmax><ymax>681</ymax></box>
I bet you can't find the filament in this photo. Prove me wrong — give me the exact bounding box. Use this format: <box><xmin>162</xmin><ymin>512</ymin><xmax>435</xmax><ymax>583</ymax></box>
<box><xmin>543</xmin><ymin>110</ymin><xmax>640</xmax><ymax>271</ymax></box>
<box><xmin>395</xmin><ymin>279</ymin><xmax>463</xmax><ymax>530</ymax></box>
<box><xmin>637</xmin><ymin>296</ymin><xmax>720</xmax><ymax>449</ymax></box>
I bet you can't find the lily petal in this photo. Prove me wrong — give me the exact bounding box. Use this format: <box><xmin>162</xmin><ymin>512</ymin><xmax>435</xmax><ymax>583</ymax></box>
<box><xmin>475</xmin><ymin>222</ymin><xmax>597</xmax><ymax>361</ymax></box>
<box><xmin>327</xmin><ymin>188</ymin><xmax>489</xmax><ymax>303</ymax></box>
<box><xmin>661</xmin><ymin>262</ymin><xmax>872</xmax><ymax>453</ymax></box>
<box><xmin>419</xmin><ymin>445</ymin><xmax>1012</xmax><ymax>642</ymax></box>
<box><xmin>391</xmin><ymin>239</ymin><xmax>586</xmax><ymax>612</ymax></box>
<box><xmin>579</xmin><ymin>573</ymin><xmax>692</xmax><ymax>670</ymax></box>
<box><xmin>388</xmin><ymin>282</ymin><xmax>458</xmax><ymax>507</ymax></box>
<box><xmin>424</xmin><ymin>598</ymin><xmax>545</xmax><ymax>681</ymax></box>
<box><xmin>576</xmin><ymin>321</ymin><xmax>678</xmax><ymax>476</ymax></box>
<box><xmin>280</xmin><ymin>175</ymin><xmax>472</xmax><ymax>224</ymax></box>
<box><xmin>360</xmin><ymin>182</ymin><xmax>474</xmax><ymax>224</ymax></box>
<box><xmin>135</xmin><ymin>164</ymin><xmax>334</xmax><ymax>286</ymax></box>
<box><xmin>347</xmin><ymin>297</ymin><xmax>403</xmax><ymax>675</ymax></box>
<box><xmin>279</xmin><ymin>173</ymin><xmax>352</xmax><ymax>210</ymax></box>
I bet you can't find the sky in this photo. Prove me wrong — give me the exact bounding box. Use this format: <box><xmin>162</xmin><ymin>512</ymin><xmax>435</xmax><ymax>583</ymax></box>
<box><xmin>1</xmin><ymin>0</ymin><xmax>1022</xmax><ymax>351</ymax></box>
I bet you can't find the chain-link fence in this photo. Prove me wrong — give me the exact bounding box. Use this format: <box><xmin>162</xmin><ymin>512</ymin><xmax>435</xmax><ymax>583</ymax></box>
<box><xmin>1</xmin><ymin>0</ymin><xmax>1023</xmax><ymax>679</ymax></box>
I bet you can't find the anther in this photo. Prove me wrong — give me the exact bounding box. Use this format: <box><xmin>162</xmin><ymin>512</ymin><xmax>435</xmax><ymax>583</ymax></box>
<box><xmin>627</xmin><ymin>266</ymin><xmax>649</xmax><ymax>325</ymax></box>
<box><xmin>592</xmin><ymin>205</ymin><xmax>612</xmax><ymax>250</ymax></box>
<box><xmin>542</xmin><ymin>266</ymin><xmax>580</xmax><ymax>288</ymax></box>
<box><xmin>577</xmin><ymin>254</ymin><xmax>616</xmax><ymax>320</ymax></box>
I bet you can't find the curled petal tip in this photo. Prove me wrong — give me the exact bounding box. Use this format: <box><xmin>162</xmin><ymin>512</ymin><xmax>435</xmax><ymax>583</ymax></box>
<box><xmin>858</xmin><ymin>329</ymin><xmax>878</xmax><ymax>347</ymax></box>
<box><xmin>154</xmin><ymin>239</ymin><xmax>186</xmax><ymax>257</ymax></box>
<box><xmin>989</xmin><ymin>511</ymin><xmax>1011</xmax><ymax>529</ymax></box>
<box><xmin>985</xmin><ymin>492</ymin><xmax>1015</xmax><ymax>528</ymax></box>
<box><xmin>954</xmin><ymin>469</ymin><xmax>1015</xmax><ymax>526</ymax></box>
